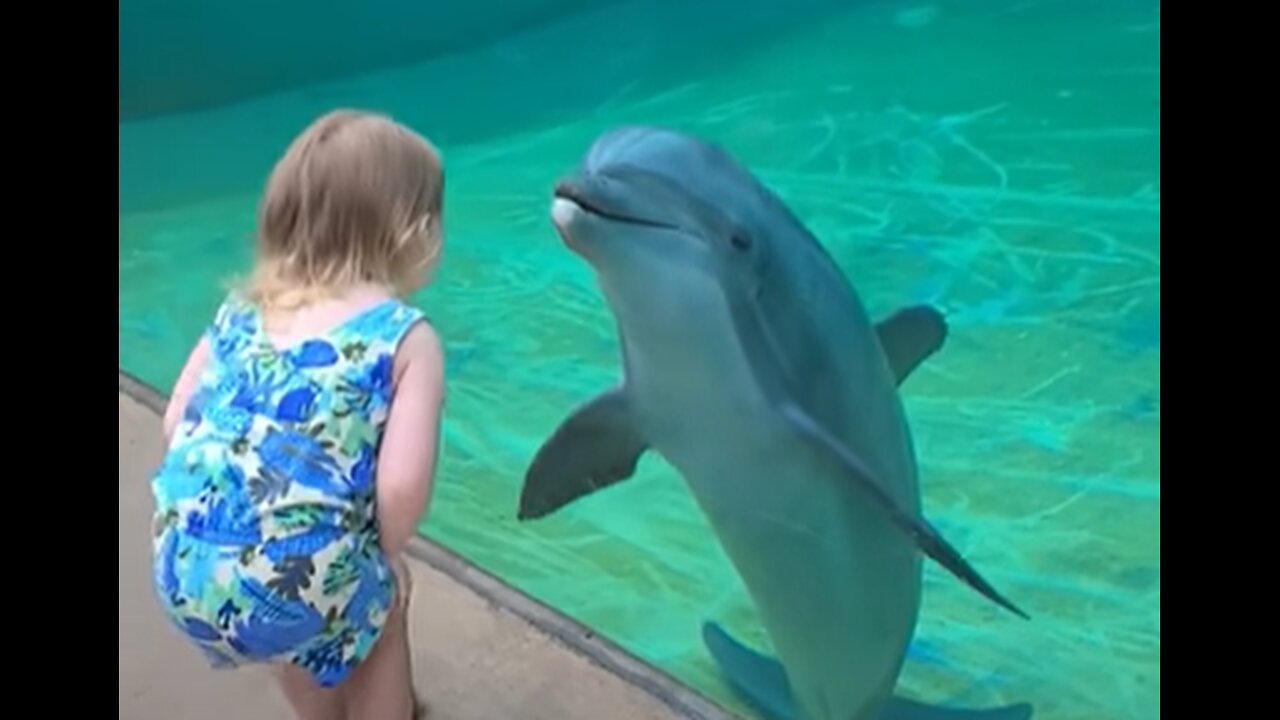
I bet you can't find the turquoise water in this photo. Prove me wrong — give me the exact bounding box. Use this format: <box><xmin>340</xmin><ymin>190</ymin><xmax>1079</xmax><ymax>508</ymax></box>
<box><xmin>119</xmin><ymin>2</ymin><xmax>1160</xmax><ymax>719</ymax></box>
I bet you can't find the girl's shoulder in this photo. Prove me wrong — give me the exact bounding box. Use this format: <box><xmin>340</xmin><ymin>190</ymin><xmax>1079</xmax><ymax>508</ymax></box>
<box><xmin>201</xmin><ymin>290</ymin><xmax>261</xmax><ymax>358</ymax></box>
<box><xmin>335</xmin><ymin>296</ymin><xmax>429</xmax><ymax>351</ymax></box>
<box><xmin>209</xmin><ymin>289</ymin><xmax>258</xmax><ymax>330</ymax></box>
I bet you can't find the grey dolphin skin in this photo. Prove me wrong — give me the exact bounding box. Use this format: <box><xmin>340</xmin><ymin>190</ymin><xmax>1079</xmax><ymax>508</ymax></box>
<box><xmin>517</xmin><ymin>126</ymin><xmax>1033</xmax><ymax>720</ymax></box>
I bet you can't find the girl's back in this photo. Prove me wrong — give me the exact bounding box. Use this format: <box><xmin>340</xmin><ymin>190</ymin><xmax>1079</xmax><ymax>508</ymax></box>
<box><xmin>152</xmin><ymin>287</ymin><xmax>425</xmax><ymax>683</ymax></box>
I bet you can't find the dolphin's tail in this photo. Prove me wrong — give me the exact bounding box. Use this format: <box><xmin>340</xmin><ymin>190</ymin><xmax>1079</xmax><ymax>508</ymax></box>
<box><xmin>878</xmin><ymin>696</ymin><xmax>1034</xmax><ymax>720</ymax></box>
<box><xmin>700</xmin><ymin>621</ymin><xmax>1035</xmax><ymax>720</ymax></box>
<box><xmin>701</xmin><ymin>621</ymin><xmax>798</xmax><ymax>720</ymax></box>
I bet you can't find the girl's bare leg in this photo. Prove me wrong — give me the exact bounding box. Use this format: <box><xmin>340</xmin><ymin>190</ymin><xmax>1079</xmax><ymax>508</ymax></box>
<box><xmin>273</xmin><ymin>663</ymin><xmax>345</xmax><ymax>720</ymax></box>
<box><xmin>343</xmin><ymin>601</ymin><xmax>417</xmax><ymax>720</ymax></box>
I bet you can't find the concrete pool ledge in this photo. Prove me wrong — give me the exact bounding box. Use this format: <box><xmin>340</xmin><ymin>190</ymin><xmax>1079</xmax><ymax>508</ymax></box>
<box><xmin>119</xmin><ymin>369</ymin><xmax>738</xmax><ymax>720</ymax></box>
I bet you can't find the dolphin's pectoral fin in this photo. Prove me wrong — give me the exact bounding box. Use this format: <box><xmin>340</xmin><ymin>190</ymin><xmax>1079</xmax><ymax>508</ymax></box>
<box><xmin>517</xmin><ymin>387</ymin><xmax>648</xmax><ymax>520</ymax></box>
<box><xmin>880</xmin><ymin>695</ymin><xmax>1034</xmax><ymax>720</ymax></box>
<box><xmin>701</xmin><ymin>621</ymin><xmax>798</xmax><ymax>720</ymax></box>
<box><xmin>875</xmin><ymin>305</ymin><xmax>948</xmax><ymax>385</ymax></box>
<box><xmin>779</xmin><ymin>404</ymin><xmax>1030</xmax><ymax>620</ymax></box>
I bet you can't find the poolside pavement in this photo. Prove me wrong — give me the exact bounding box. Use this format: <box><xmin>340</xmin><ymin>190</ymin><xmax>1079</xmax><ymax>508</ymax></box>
<box><xmin>119</xmin><ymin>383</ymin><xmax>733</xmax><ymax>720</ymax></box>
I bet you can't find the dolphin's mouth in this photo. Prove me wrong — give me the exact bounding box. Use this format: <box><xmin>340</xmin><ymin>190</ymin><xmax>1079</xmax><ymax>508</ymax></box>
<box><xmin>553</xmin><ymin>179</ymin><xmax>677</xmax><ymax>231</ymax></box>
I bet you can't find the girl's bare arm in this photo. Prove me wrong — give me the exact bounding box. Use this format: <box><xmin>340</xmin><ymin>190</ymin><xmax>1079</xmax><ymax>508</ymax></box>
<box><xmin>375</xmin><ymin>321</ymin><xmax>446</xmax><ymax>558</ymax></box>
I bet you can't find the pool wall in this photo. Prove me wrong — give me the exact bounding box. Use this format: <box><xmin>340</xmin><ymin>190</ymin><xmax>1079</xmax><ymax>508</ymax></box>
<box><xmin>119</xmin><ymin>0</ymin><xmax>855</xmax><ymax>214</ymax></box>
<box><xmin>119</xmin><ymin>0</ymin><xmax>623</xmax><ymax>121</ymax></box>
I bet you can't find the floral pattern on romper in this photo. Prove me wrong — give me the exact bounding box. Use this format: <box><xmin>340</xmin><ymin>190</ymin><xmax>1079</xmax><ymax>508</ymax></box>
<box><xmin>150</xmin><ymin>292</ymin><xmax>425</xmax><ymax>688</ymax></box>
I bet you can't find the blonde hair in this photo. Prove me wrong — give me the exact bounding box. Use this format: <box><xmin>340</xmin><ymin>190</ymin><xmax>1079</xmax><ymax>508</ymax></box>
<box><xmin>239</xmin><ymin>109</ymin><xmax>444</xmax><ymax>310</ymax></box>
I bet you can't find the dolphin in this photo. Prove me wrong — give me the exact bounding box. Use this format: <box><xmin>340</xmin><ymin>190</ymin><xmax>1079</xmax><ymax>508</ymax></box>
<box><xmin>517</xmin><ymin>126</ymin><xmax>1033</xmax><ymax>720</ymax></box>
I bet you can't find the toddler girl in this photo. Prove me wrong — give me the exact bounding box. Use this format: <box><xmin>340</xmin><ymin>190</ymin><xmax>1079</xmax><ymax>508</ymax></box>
<box><xmin>150</xmin><ymin>108</ymin><xmax>446</xmax><ymax>720</ymax></box>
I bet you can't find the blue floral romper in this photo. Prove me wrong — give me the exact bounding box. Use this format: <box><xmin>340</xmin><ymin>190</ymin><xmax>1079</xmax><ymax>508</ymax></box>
<box><xmin>150</xmin><ymin>292</ymin><xmax>425</xmax><ymax>687</ymax></box>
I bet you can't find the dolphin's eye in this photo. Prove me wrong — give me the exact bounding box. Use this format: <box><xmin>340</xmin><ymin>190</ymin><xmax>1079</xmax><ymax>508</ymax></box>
<box><xmin>730</xmin><ymin>234</ymin><xmax>752</xmax><ymax>252</ymax></box>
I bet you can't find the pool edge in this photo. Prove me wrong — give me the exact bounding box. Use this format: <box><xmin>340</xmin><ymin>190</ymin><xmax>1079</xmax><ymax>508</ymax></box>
<box><xmin>117</xmin><ymin>367</ymin><xmax>740</xmax><ymax>720</ymax></box>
